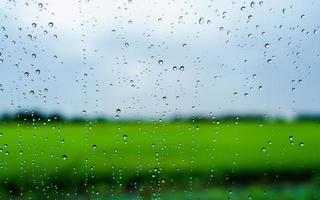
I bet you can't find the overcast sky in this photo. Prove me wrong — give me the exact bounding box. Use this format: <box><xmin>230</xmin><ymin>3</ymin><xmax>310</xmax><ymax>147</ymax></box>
<box><xmin>0</xmin><ymin>0</ymin><xmax>319</xmax><ymax>119</ymax></box>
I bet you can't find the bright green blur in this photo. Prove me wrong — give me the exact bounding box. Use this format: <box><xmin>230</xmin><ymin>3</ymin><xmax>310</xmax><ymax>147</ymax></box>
<box><xmin>0</xmin><ymin>121</ymin><xmax>319</xmax><ymax>185</ymax></box>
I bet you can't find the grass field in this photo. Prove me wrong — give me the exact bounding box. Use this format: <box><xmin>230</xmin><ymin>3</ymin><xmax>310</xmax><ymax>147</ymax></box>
<box><xmin>0</xmin><ymin>121</ymin><xmax>319</xmax><ymax>199</ymax></box>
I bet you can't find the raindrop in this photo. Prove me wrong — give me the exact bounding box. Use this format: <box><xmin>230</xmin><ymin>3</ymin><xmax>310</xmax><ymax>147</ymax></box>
<box><xmin>199</xmin><ymin>17</ymin><xmax>205</xmax><ymax>24</ymax></box>
<box><xmin>282</xmin><ymin>8</ymin><xmax>286</xmax><ymax>14</ymax></box>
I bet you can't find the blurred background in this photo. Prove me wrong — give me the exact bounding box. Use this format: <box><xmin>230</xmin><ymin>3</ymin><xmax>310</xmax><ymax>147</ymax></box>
<box><xmin>0</xmin><ymin>0</ymin><xmax>320</xmax><ymax>199</ymax></box>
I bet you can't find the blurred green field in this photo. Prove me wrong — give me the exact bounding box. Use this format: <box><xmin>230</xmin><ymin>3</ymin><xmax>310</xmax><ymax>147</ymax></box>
<box><xmin>0</xmin><ymin>121</ymin><xmax>319</xmax><ymax>198</ymax></box>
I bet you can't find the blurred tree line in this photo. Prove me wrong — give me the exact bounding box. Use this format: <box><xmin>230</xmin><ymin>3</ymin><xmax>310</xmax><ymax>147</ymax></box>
<box><xmin>0</xmin><ymin>110</ymin><xmax>319</xmax><ymax>123</ymax></box>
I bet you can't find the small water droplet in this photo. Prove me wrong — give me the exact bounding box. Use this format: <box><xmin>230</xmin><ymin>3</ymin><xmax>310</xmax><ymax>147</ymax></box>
<box><xmin>199</xmin><ymin>17</ymin><xmax>204</xmax><ymax>24</ymax></box>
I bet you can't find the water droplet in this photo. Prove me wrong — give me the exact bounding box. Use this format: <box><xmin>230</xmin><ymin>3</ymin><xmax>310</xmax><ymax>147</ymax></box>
<box><xmin>62</xmin><ymin>155</ymin><xmax>67</xmax><ymax>160</ymax></box>
<box><xmin>116</xmin><ymin>108</ymin><xmax>121</xmax><ymax>114</ymax></box>
<box><xmin>264</xmin><ymin>43</ymin><xmax>270</xmax><ymax>48</ymax></box>
<box><xmin>123</xmin><ymin>135</ymin><xmax>128</xmax><ymax>144</ymax></box>
<box><xmin>199</xmin><ymin>17</ymin><xmax>204</xmax><ymax>24</ymax></box>
<box><xmin>158</xmin><ymin>60</ymin><xmax>164</xmax><ymax>65</ymax></box>
<box><xmin>289</xmin><ymin>136</ymin><xmax>294</xmax><ymax>143</ymax></box>
<box><xmin>282</xmin><ymin>8</ymin><xmax>286</xmax><ymax>14</ymax></box>
<box><xmin>48</xmin><ymin>22</ymin><xmax>54</xmax><ymax>27</ymax></box>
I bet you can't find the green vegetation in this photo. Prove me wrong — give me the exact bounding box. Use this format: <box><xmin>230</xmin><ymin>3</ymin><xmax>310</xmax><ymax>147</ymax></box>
<box><xmin>0</xmin><ymin>121</ymin><xmax>319</xmax><ymax>199</ymax></box>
